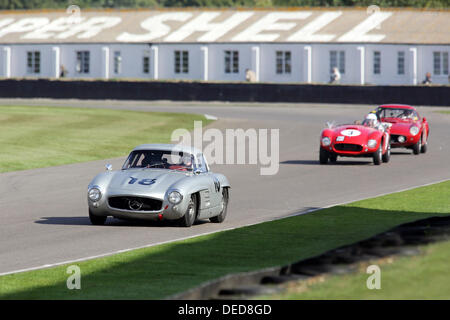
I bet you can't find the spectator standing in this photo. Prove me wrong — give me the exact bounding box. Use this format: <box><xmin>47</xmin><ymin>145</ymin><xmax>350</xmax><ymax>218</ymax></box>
<box><xmin>329</xmin><ymin>67</ymin><xmax>341</xmax><ymax>84</ymax></box>
<box><xmin>422</xmin><ymin>72</ymin><xmax>432</xmax><ymax>85</ymax></box>
<box><xmin>245</xmin><ymin>68</ymin><xmax>256</xmax><ymax>82</ymax></box>
<box><xmin>60</xmin><ymin>65</ymin><xmax>68</xmax><ymax>78</ymax></box>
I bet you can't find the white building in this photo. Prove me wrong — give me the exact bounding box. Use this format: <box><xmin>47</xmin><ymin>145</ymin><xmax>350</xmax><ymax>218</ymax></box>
<box><xmin>0</xmin><ymin>8</ymin><xmax>448</xmax><ymax>85</ymax></box>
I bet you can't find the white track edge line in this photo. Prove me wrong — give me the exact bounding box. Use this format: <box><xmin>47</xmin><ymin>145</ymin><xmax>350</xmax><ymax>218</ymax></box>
<box><xmin>1</xmin><ymin>177</ymin><xmax>449</xmax><ymax>277</ymax></box>
<box><xmin>204</xmin><ymin>114</ymin><xmax>218</xmax><ymax>120</ymax></box>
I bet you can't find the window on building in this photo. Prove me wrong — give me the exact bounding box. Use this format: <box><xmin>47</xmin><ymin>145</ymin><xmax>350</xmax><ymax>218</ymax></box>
<box><xmin>397</xmin><ymin>51</ymin><xmax>405</xmax><ymax>75</ymax></box>
<box><xmin>143</xmin><ymin>56</ymin><xmax>150</xmax><ymax>74</ymax></box>
<box><xmin>433</xmin><ymin>51</ymin><xmax>449</xmax><ymax>75</ymax></box>
<box><xmin>27</xmin><ymin>51</ymin><xmax>40</xmax><ymax>74</ymax></box>
<box><xmin>373</xmin><ymin>51</ymin><xmax>381</xmax><ymax>75</ymax></box>
<box><xmin>276</xmin><ymin>51</ymin><xmax>291</xmax><ymax>74</ymax></box>
<box><xmin>225</xmin><ymin>51</ymin><xmax>239</xmax><ymax>74</ymax></box>
<box><xmin>330</xmin><ymin>50</ymin><xmax>345</xmax><ymax>74</ymax></box>
<box><xmin>175</xmin><ymin>50</ymin><xmax>188</xmax><ymax>74</ymax></box>
<box><xmin>445</xmin><ymin>52</ymin><xmax>449</xmax><ymax>75</ymax></box>
<box><xmin>113</xmin><ymin>51</ymin><xmax>122</xmax><ymax>74</ymax></box>
<box><xmin>76</xmin><ymin>51</ymin><xmax>90</xmax><ymax>74</ymax></box>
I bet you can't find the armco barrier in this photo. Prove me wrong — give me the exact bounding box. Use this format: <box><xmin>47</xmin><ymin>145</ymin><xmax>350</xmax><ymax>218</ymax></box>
<box><xmin>0</xmin><ymin>79</ymin><xmax>448</xmax><ymax>106</ymax></box>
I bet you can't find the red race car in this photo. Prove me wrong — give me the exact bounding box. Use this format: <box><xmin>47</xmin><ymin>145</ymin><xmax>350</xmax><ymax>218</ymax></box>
<box><xmin>319</xmin><ymin>115</ymin><xmax>391</xmax><ymax>165</ymax></box>
<box><xmin>375</xmin><ymin>104</ymin><xmax>429</xmax><ymax>155</ymax></box>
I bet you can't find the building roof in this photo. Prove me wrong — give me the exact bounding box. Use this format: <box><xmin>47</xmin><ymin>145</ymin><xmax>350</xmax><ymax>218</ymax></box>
<box><xmin>0</xmin><ymin>8</ymin><xmax>448</xmax><ymax>44</ymax></box>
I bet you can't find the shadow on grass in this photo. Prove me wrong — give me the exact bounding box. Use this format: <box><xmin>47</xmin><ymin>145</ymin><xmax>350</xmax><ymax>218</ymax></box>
<box><xmin>4</xmin><ymin>204</ymin><xmax>448</xmax><ymax>300</ymax></box>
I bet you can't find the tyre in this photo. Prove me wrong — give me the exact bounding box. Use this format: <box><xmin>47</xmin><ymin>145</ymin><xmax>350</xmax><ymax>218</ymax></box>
<box><xmin>179</xmin><ymin>194</ymin><xmax>197</xmax><ymax>227</ymax></box>
<box><xmin>329</xmin><ymin>154</ymin><xmax>337</xmax><ymax>163</ymax></box>
<box><xmin>210</xmin><ymin>188</ymin><xmax>229</xmax><ymax>223</ymax></box>
<box><xmin>319</xmin><ymin>148</ymin><xmax>329</xmax><ymax>164</ymax></box>
<box><xmin>421</xmin><ymin>137</ymin><xmax>428</xmax><ymax>154</ymax></box>
<box><xmin>89</xmin><ymin>209</ymin><xmax>107</xmax><ymax>225</ymax></box>
<box><xmin>413</xmin><ymin>137</ymin><xmax>421</xmax><ymax>155</ymax></box>
<box><xmin>382</xmin><ymin>140</ymin><xmax>391</xmax><ymax>163</ymax></box>
<box><xmin>373</xmin><ymin>144</ymin><xmax>382</xmax><ymax>165</ymax></box>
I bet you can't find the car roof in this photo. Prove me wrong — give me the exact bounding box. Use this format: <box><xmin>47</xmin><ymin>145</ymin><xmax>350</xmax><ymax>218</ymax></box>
<box><xmin>132</xmin><ymin>144</ymin><xmax>203</xmax><ymax>155</ymax></box>
<box><xmin>378</xmin><ymin>104</ymin><xmax>415</xmax><ymax>110</ymax></box>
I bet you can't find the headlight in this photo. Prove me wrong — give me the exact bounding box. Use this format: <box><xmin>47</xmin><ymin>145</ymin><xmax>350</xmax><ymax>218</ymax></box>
<box><xmin>168</xmin><ymin>191</ymin><xmax>183</xmax><ymax>204</ymax></box>
<box><xmin>398</xmin><ymin>135</ymin><xmax>406</xmax><ymax>143</ymax></box>
<box><xmin>410</xmin><ymin>126</ymin><xmax>419</xmax><ymax>136</ymax></box>
<box><xmin>368</xmin><ymin>139</ymin><xmax>377</xmax><ymax>148</ymax></box>
<box><xmin>321</xmin><ymin>137</ymin><xmax>331</xmax><ymax>146</ymax></box>
<box><xmin>88</xmin><ymin>188</ymin><xmax>101</xmax><ymax>202</ymax></box>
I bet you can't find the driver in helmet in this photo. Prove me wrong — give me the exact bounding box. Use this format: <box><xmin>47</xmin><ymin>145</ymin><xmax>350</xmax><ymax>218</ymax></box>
<box><xmin>362</xmin><ymin>113</ymin><xmax>382</xmax><ymax>130</ymax></box>
<box><xmin>142</xmin><ymin>152</ymin><xmax>161</xmax><ymax>168</ymax></box>
<box><xmin>181</xmin><ymin>155</ymin><xmax>193</xmax><ymax>170</ymax></box>
<box><xmin>401</xmin><ymin>109</ymin><xmax>414</xmax><ymax>119</ymax></box>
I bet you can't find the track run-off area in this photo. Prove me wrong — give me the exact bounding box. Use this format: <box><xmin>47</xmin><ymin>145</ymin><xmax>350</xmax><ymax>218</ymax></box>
<box><xmin>1</xmin><ymin>99</ymin><xmax>449</xmax><ymax>275</ymax></box>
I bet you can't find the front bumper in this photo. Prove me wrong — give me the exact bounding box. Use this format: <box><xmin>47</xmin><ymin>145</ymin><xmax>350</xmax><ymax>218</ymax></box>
<box><xmin>88</xmin><ymin>194</ymin><xmax>189</xmax><ymax>221</ymax></box>
<box><xmin>321</xmin><ymin>143</ymin><xmax>378</xmax><ymax>157</ymax></box>
<box><xmin>390</xmin><ymin>134</ymin><xmax>420</xmax><ymax>148</ymax></box>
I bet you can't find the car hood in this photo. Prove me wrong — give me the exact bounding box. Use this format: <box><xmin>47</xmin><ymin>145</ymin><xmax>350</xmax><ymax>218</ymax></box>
<box><xmin>332</xmin><ymin>125</ymin><xmax>375</xmax><ymax>142</ymax></box>
<box><xmin>387</xmin><ymin>121</ymin><xmax>417</xmax><ymax>135</ymax></box>
<box><xmin>107</xmin><ymin>169</ymin><xmax>190</xmax><ymax>198</ymax></box>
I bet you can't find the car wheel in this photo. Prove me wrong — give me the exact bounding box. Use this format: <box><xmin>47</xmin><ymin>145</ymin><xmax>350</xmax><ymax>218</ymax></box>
<box><xmin>373</xmin><ymin>145</ymin><xmax>382</xmax><ymax>165</ymax></box>
<box><xmin>421</xmin><ymin>137</ymin><xmax>428</xmax><ymax>154</ymax></box>
<box><xmin>329</xmin><ymin>154</ymin><xmax>337</xmax><ymax>163</ymax></box>
<box><xmin>382</xmin><ymin>139</ymin><xmax>391</xmax><ymax>163</ymax></box>
<box><xmin>413</xmin><ymin>137</ymin><xmax>421</xmax><ymax>155</ymax></box>
<box><xmin>319</xmin><ymin>148</ymin><xmax>329</xmax><ymax>164</ymax></box>
<box><xmin>179</xmin><ymin>195</ymin><xmax>197</xmax><ymax>227</ymax></box>
<box><xmin>210</xmin><ymin>188</ymin><xmax>229</xmax><ymax>223</ymax></box>
<box><xmin>89</xmin><ymin>209</ymin><xmax>107</xmax><ymax>225</ymax></box>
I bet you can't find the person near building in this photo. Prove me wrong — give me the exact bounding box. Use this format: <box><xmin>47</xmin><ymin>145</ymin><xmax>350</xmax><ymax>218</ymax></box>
<box><xmin>245</xmin><ymin>69</ymin><xmax>256</xmax><ymax>82</ymax></box>
<box><xmin>329</xmin><ymin>67</ymin><xmax>341</xmax><ymax>84</ymax></box>
<box><xmin>422</xmin><ymin>72</ymin><xmax>432</xmax><ymax>85</ymax></box>
<box><xmin>60</xmin><ymin>65</ymin><xmax>68</xmax><ymax>78</ymax></box>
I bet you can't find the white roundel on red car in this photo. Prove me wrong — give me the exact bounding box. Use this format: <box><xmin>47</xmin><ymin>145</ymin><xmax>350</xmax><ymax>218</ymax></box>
<box><xmin>340</xmin><ymin>129</ymin><xmax>361</xmax><ymax>137</ymax></box>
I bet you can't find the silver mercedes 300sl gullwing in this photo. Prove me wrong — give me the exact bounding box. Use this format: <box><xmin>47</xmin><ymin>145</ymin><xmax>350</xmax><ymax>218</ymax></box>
<box><xmin>87</xmin><ymin>144</ymin><xmax>230</xmax><ymax>227</ymax></box>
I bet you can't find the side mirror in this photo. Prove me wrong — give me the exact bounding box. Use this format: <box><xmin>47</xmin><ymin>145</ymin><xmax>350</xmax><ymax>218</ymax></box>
<box><xmin>105</xmin><ymin>164</ymin><xmax>112</xmax><ymax>171</ymax></box>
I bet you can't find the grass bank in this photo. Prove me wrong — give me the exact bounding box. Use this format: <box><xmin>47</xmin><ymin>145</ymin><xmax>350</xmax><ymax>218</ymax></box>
<box><xmin>0</xmin><ymin>105</ymin><xmax>208</xmax><ymax>173</ymax></box>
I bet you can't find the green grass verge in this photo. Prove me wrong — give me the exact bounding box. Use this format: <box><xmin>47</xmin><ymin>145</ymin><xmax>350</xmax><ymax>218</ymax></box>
<box><xmin>0</xmin><ymin>180</ymin><xmax>449</xmax><ymax>299</ymax></box>
<box><xmin>259</xmin><ymin>238</ymin><xmax>450</xmax><ymax>300</ymax></box>
<box><xmin>0</xmin><ymin>105</ymin><xmax>209</xmax><ymax>173</ymax></box>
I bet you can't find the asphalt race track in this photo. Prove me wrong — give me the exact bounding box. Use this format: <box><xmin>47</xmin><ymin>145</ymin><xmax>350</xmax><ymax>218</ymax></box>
<box><xmin>1</xmin><ymin>99</ymin><xmax>450</xmax><ymax>275</ymax></box>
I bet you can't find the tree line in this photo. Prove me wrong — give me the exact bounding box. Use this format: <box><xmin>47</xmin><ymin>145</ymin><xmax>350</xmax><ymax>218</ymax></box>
<box><xmin>0</xmin><ymin>0</ymin><xmax>447</xmax><ymax>9</ymax></box>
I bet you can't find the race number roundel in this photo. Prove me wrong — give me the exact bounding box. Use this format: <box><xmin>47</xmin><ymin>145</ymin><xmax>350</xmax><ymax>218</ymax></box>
<box><xmin>340</xmin><ymin>129</ymin><xmax>361</xmax><ymax>137</ymax></box>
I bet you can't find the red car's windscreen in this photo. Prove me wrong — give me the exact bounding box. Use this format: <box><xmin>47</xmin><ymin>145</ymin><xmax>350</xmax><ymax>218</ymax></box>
<box><xmin>379</xmin><ymin>108</ymin><xmax>418</xmax><ymax>120</ymax></box>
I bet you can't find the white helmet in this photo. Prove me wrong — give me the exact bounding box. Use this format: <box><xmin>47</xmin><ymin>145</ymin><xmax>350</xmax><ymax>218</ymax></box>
<box><xmin>364</xmin><ymin>113</ymin><xmax>378</xmax><ymax>127</ymax></box>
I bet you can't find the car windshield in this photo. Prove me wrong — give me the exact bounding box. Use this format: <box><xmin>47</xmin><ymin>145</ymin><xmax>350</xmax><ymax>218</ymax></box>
<box><xmin>122</xmin><ymin>150</ymin><xmax>194</xmax><ymax>171</ymax></box>
<box><xmin>379</xmin><ymin>108</ymin><xmax>418</xmax><ymax>120</ymax></box>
